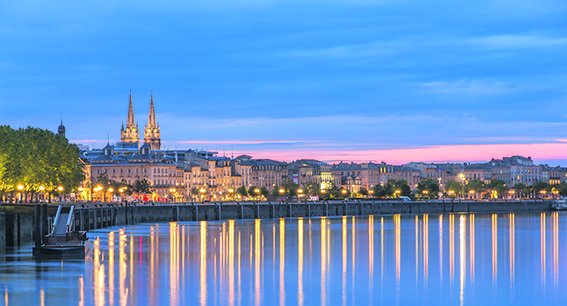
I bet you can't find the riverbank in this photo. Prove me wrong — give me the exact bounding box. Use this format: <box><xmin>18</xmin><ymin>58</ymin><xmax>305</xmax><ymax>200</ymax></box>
<box><xmin>0</xmin><ymin>200</ymin><xmax>553</xmax><ymax>252</ymax></box>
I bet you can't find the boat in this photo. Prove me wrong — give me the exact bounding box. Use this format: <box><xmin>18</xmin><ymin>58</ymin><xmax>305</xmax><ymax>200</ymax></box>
<box><xmin>552</xmin><ymin>200</ymin><xmax>567</xmax><ymax>211</ymax></box>
<box><xmin>34</xmin><ymin>205</ymin><xmax>88</xmax><ymax>259</ymax></box>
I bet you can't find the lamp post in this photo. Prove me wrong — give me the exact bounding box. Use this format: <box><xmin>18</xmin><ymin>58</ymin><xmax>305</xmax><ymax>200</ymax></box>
<box><xmin>297</xmin><ymin>188</ymin><xmax>304</xmax><ymax>200</ymax></box>
<box><xmin>254</xmin><ymin>188</ymin><xmax>261</xmax><ymax>200</ymax></box>
<box><xmin>17</xmin><ymin>184</ymin><xmax>24</xmax><ymax>203</ymax></box>
<box><xmin>458</xmin><ymin>173</ymin><xmax>466</xmax><ymax>199</ymax></box>
<box><xmin>199</xmin><ymin>187</ymin><xmax>207</xmax><ymax>202</ymax></box>
<box><xmin>57</xmin><ymin>186</ymin><xmax>64</xmax><ymax>202</ymax></box>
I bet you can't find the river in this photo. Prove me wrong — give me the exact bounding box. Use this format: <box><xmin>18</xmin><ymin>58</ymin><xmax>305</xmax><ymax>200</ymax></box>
<box><xmin>1</xmin><ymin>212</ymin><xmax>566</xmax><ymax>305</ymax></box>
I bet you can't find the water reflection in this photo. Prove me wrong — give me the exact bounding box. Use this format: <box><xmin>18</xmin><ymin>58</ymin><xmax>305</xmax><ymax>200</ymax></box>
<box><xmin>1</xmin><ymin>212</ymin><xmax>566</xmax><ymax>306</ymax></box>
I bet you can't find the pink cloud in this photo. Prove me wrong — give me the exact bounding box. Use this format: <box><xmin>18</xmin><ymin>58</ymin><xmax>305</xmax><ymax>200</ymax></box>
<box><xmin>232</xmin><ymin>143</ymin><xmax>567</xmax><ymax>164</ymax></box>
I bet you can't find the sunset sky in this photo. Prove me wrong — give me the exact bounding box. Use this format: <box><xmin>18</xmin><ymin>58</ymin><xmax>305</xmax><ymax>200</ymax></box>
<box><xmin>1</xmin><ymin>0</ymin><xmax>567</xmax><ymax>164</ymax></box>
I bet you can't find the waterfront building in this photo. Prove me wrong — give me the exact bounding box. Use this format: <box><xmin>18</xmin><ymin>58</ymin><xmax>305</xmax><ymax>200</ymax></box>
<box><xmin>542</xmin><ymin>165</ymin><xmax>567</xmax><ymax>185</ymax></box>
<box><xmin>249</xmin><ymin>159</ymin><xmax>288</xmax><ymax>188</ymax></box>
<box><xmin>463</xmin><ymin>163</ymin><xmax>492</xmax><ymax>184</ymax></box>
<box><xmin>88</xmin><ymin>143</ymin><xmax>184</xmax><ymax>201</ymax></box>
<box><xmin>288</xmin><ymin>159</ymin><xmax>333</xmax><ymax>188</ymax></box>
<box><xmin>489</xmin><ymin>156</ymin><xmax>544</xmax><ymax>186</ymax></box>
<box><xmin>77</xmin><ymin>95</ymin><xmax>560</xmax><ymax>202</ymax></box>
<box><xmin>389</xmin><ymin>165</ymin><xmax>421</xmax><ymax>189</ymax></box>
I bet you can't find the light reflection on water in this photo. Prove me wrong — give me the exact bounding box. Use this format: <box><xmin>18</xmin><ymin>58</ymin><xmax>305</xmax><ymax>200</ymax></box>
<box><xmin>1</xmin><ymin>212</ymin><xmax>567</xmax><ymax>306</ymax></box>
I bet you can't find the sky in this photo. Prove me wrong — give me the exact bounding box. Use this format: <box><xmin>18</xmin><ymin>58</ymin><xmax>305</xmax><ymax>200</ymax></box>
<box><xmin>1</xmin><ymin>0</ymin><xmax>567</xmax><ymax>165</ymax></box>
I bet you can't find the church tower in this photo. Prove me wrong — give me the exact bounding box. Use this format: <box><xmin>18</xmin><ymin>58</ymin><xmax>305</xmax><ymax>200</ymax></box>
<box><xmin>120</xmin><ymin>93</ymin><xmax>140</xmax><ymax>146</ymax></box>
<box><xmin>57</xmin><ymin>120</ymin><xmax>66</xmax><ymax>138</ymax></box>
<box><xmin>144</xmin><ymin>95</ymin><xmax>161</xmax><ymax>150</ymax></box>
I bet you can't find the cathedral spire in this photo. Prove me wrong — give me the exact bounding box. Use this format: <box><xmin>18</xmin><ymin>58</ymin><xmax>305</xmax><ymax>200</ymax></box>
<box><xmin>144</xmin><ymin>94</ymin><xmax>161</xmax><ymax>150</ymax></box>
<box><xmin>148</xmin><ymin>94</ymin><xmax>157</xmax><ymax>127</ymax></box>
<box><xmin>120</xmin><ymin>92</ymin><xmax>140</xmax><ymax>146</ymax></box>
<box><xmin>127</xmin><ymin>92</ymin><xmax>136</xmax><ymax>127</ymax></box>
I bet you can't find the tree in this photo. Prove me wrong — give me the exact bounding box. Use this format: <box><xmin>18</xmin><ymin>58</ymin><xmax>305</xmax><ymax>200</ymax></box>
<box><xmin>487</xmin><ymin>180</ymin><xmax>508</xmax><ymax>198</ymax></box>
<box><xmin>359</xmin><ymin>188</ymin><xmax>369</xmax><ymax>197</ymax></box>
<box><xmin>0</xmin><ymin>126</ymin><xmax>84</xmax><ymax>203</ymax></box>
<box><xmin>304</xmin><ymin>182</ymin><xmax>320</xmax><ymax>196</ymax></box>
<box><xmin>390</xmin><ymin>180</ymin><xmax>411</xmax><ymax>197</ymax></box>
<box><xmin>558</xmin><ymin>182</ymin><xmax>567</xmax><ymax>197</ymax></box>
<box><xmin>416</xmin><ymin>179</ymin><xmax>440</xmax><ymax>199</ymax></box>
<box><xmin>248</xmin><ymin>186</ymin><xmax>258</xmax><ymax>198</ymax></box>
<box><xmin>445</xmin><ymin>180</ymin><xmax>463</xmax><ymax>197</ymax></box>
<box><xmin>237</xmin><ymin>186</ymin><xmax>248</xmax><ymax>197</ymax></box>
<box><xmin>373</xmin><ymin>184</ymin><xmax>392</xmax><ymax>198</ymax></box>
<box><xmin>533</xmin><ymin>181</ymin><xmax>551</xmax><ymax>197</ymax></box>
<box><xmin>133</xmin><ymin>179</ymin><xmax>152</xmax><ymax>194</ymax></box>
<box><xmin>260</xmin><ymin>187</ymin><xmax>269</xmax><ymax>199</ymax></box>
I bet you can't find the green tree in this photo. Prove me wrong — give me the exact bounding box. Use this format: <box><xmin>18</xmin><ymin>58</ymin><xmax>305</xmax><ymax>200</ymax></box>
<box><xmin>416</xmin><ymin>179</ymin><xmax>440</xmax><ymax>199</ymax></box>
<box><xmin>390</xmin><ymin>180</ymin><xmax>411</xmax><ymax>197</ymax></box>
<box><xmin>487</xmin><ymin>180</ymin><xmax>508</xmax><ymax>198</ymax></box>
<box><xmin>372</xmin><ymin>184</ymin><xmax>392</xmax><ymax>198</ymax></box>
<box><xmin>0</xmin><ymin>126</ymin><xmax>84</xmax><ymax>203</ymax></box>
<box><xmin>260</xmin><ymin>187</ymin><xmax>269</xmax><ymax>199</ymax></box>
<box><xmin>304</xmin><ymin>182</ymin><xmax>320</xmax><ymax>196</ymax></box>
<box><xmin>558</xmin><ymin>182</ymin><xmax>567</xmax><ymax>197</ymax></box>
<box><xmin>133</xmin><ymin>179</ymin><xmax>152</xmax><ymax>194</ymax></box>
<box><xmin>445</xmin><ymin>180</ymin><xmax>463</xmax><ymax>197</ymax></box>
<box><xmin>237</xmin><ymin>186</ymin><xmax>248</xmax><ymax>197</ymax></box>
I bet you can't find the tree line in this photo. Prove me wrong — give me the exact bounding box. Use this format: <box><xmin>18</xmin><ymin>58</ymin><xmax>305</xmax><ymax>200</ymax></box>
<box><xmin>0</xmin><ymin>126</ymin><xmax>84</xmax><ymax>202</ymax></box>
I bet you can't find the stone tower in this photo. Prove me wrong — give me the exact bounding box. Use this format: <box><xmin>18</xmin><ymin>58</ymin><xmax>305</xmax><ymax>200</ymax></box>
<box><xmin>144</xmin><ymin>95</ymin><xmax>161</xmax><ymax>150</ymax></box>
<box><xmin>120</xmin><ymin>93</ymin><xmax>140</xmax><ymax>145</ymax></box>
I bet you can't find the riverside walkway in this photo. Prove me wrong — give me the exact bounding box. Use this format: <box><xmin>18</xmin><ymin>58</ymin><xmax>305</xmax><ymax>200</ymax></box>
<box><xmin>0</xmin><ymin>200</ymin><xmax>553</xmax><ymax>252</ymax></box>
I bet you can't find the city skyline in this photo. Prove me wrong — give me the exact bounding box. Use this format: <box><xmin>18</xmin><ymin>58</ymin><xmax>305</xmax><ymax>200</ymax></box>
<box><xmin>65</xmin><ymin>94</ymin><xmax>567</xmax><ymax>166</ymax></box>
<box><xmin>1</xmin><ymin>0</ymin><xmax>567</xmax><ymax>165</ymax></box>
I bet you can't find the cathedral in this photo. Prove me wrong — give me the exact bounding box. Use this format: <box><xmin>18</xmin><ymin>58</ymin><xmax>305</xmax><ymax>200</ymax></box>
<box><xmin>119</xmin><ymin>93</ymin><xmax>161</xmax><ymax>150</ymax></box>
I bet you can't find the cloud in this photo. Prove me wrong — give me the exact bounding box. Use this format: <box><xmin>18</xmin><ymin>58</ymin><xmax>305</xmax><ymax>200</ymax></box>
<box><xmin>418</xmin><ymin>79</ymin><xmax>513</xmax><ymax>95</ymax></box>
<box><xmin>466</xmin><ymin>34</ymin><xmax>567</xmax><ymax>50</ymax></box>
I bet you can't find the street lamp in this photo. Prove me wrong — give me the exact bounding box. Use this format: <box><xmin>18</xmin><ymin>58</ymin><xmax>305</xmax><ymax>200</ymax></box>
<box><xmin>57</xmin><ymin>186</ymin><xmax>64</xmax><ymax>202</ymax></box>
<box><xmin>16</xmin><ymin>184</ymin><xmax>24</xmax><ymax>203</ymax></box>
<box><xmin>458</xmin><ymin>173</ymin><xmax>466</xmax><ymax>198</ymax></box>
<box><xmin>469</xmin><ymin>189</ymin><xmax>475</xmax><ymax>199</ymax></box>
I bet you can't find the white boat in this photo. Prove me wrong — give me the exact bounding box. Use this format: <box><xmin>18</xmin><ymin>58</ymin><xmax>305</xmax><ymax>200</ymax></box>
<box><xmin>552</xmin><ymin>200</ymin><xmax>567</xmax><ymax>211</ymax></box>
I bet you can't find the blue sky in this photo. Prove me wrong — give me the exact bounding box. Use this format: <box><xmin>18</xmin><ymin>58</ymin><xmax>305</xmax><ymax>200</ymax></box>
<box><xmin>1</xmin><ymin>0</ymin><xmax>567</xmax><ymax>164</ymax></box>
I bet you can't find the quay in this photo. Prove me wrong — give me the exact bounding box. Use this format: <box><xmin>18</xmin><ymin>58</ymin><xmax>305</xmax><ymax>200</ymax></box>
<box><xmin>0</xmin><ymin>200</ymin><xmax>553</xmax><ymax>253</ymax></box>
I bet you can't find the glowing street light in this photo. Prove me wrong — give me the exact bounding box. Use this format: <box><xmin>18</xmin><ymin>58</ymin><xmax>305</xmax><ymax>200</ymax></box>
<box><xmin>57</xmin><ymin>186</ymin><xmax>64</xmax><ymax>192</ymax></box>
<box><xmin>17</xmin><ymin>184</ymin><xmax>24</xmax><ymax>191</ymax></box>
<box><xmin>279</xmin><ymin>188</ymin><xmax>286</xmax><ymax>195</ymax></box>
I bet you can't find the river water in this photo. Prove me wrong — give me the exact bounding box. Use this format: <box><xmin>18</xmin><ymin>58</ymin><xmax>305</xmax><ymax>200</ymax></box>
<box><xmin>1</xmin><ymin>212</ymin><xmax>566</xmax><ymax>306</ymax></box>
